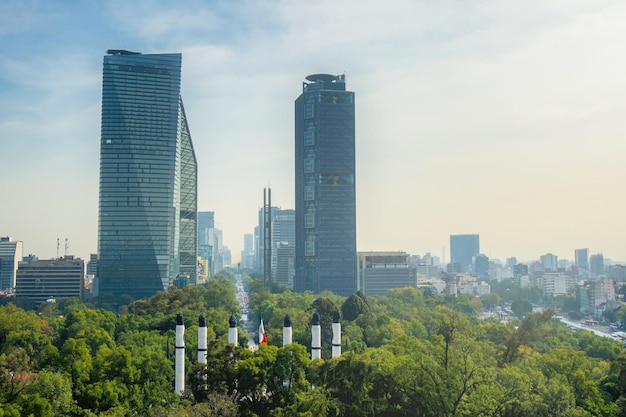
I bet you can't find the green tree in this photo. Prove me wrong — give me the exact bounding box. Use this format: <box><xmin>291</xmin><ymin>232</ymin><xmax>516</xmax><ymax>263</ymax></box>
<box><xmin>59</xmin><ymin>337</ymin><xmax>93</xmax><ymax>403</ymax></box>
<box><xmin>341</xmin><ymin>292</ymin><xmax>371</xmax><ymax>321</ymax></box>
<box><xmin>25</xmin><ymin>370</ymin><xmax>75</xmax><ymax>415</ymax></box>
<box><xmin>510</xmin><ymin>299</ymin><xmax>533</xmax><ymax>318</ymax></box>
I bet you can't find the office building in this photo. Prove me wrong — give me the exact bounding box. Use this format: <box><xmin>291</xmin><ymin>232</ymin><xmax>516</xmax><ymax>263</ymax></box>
<box><xmin>575</xmin><ymin>248</ymin><xmax>589</xmax><ymax>273</ymax></box>
<box><xmin>474</xmin><ymin>254</ymin><xmax>490</xmax><ymax>278</ymax></box>
<box><xmin>449</xmin><ymin>234</ymin><xmax>479</xmax><ymax>273</ymax></box>
<box><xmin>0</xmin><ymin>237</ymin><xmax>23</xmax><ymax>292</ymax></box>
<box><xmin>198</xmin><ymin>212</ymin><xmax>218</xmax><ymax>277</ymax></box>
<box><xmin>274</xmin><ymin>241</ymin><xmax>296</xmax><ymax>289</ymax></box>
<box><xmin>242</xmin><ymin>233</ymin><xmax>255</xmax><ymax>270</ymax></box>
<box><xmin>255</xmin><ymin>206</ymin><xmax>296</xmax><ymax>288</ymax></box>
<box><xmin>358</xmin><ymin>251</ymin><xmax>416</xmax><ymax>296</ymax></box>
<box><xmin>15</xmin><ymin>256</ymin><xmax>84</xmax><ymax>307</ymax></box>
<box><xmin>590</xmin><ymin>253</ymin><xmax>605</xmax><ymax>276</ymax></box>
<box><xmin>97</xmin><ymin>50</ymin><xmax>197</xmax><ymax>303</ymax></box>
<box><xmin>294</xmin><ymin>74</ymin><xmax>357</xmax><ymax>296</ymax></box>
<box><xmin>540</xmin><ymin>253</ymin><xmax>558</xmax><ymax>272</ymax></box>
<box><xmin>271</xmin><ymin>209</ymin><xmax>295</xmax><ymax>288</ymax></box>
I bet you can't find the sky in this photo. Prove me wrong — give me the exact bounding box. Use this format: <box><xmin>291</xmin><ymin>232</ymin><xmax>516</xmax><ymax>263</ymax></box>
<box><xmin>1</xmin><ymin>0</ymin><xmax>625</xmax><ymax>265</ymax></box>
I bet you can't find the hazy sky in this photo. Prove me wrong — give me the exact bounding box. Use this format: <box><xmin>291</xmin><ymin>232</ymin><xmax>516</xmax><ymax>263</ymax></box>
<box><xmin>1</xmin><ymin>0</ymin><xmax>625</xmax><ymax>265</ymax></box>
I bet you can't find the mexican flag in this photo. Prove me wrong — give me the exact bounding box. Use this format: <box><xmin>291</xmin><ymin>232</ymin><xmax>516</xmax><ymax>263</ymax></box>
<box><xmin>259</xmin><ymin>319</ymin><xmax>267</xmax><ymax>344</ymax></box>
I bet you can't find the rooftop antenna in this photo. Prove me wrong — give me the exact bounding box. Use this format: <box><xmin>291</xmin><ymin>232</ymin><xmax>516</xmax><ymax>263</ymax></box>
<box><xmin>56</xmin><ymin>238</ymin><xmax>60</xmax><ymax>259</ymax></box>
<box><xmin>65</xmin><ymin>237</ymin><xmax>69</xmax><ymax>258</ymax></box>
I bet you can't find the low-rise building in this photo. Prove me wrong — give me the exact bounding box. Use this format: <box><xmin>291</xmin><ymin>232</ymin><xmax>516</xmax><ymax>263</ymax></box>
<box><xmin>358</xmin><ymin>251</ymin><xmax>416</xmax><ymax>296</ymax></box>
<box><xmin>15</xmin><ymin>256</ymin><xmax>85</xmax><ymax>307</ymax></box>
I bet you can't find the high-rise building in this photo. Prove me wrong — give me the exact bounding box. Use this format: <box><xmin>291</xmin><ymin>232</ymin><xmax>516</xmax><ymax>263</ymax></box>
<box><xmin>271</xmin><ymin>209</ymin><xmax>295</xmax><ymax>288</ymax></box>
<box><xmin>474</xmin><ymin>254</ymin><xmax>490</xmax><ymax>278</ymax></box>
<box><xmin>450</xmin><ymin>234</ymin><xmax>479</xmax><ymax>273</ymax></box>
<box><xmin>242</xmin><ymin>233</ymin><xmax>255</xmax><ymax>270</ymax></box>
<box><xmin>294</xmin><ymin>74</ymin><xmax>357</xmax><ymax>296</ymax></box>
<box><xmin>575</xmin><ymin>248</ymin><xmax>589</xmax><ymax>273</ymax></box>
<box><xmin>540</xmin><ymin>253</ymin><xmax>559</xmax><ymax>272</ymax></box>
<box><xmin>590</xmin><ymin>253</ymin><xmax>605</xmax><ymax>276</ymax></box>
<box><xmin>198</xmin><ymin>212</ymin><xmax>217</xmax><ymax>277</ymax></box>
<box><xmin>255</xmin><ymin>206</ymin><xmax>296</xmax><ymax>288</ymax></box>
<box><xmin>0</xmin><ymin>237</ymin><xmax>23</xmax><ymax>292</ymax></box>
<box><xmin>97</xmin><ymin>50</ymin><xmax>197</xmax><ymax>303</ymax></box>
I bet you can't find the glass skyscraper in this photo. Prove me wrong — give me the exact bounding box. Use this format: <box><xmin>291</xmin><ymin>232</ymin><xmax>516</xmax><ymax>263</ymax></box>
<box><xmin>294</xmin><ymin>74</ymin><xmax>357</xmax><ymax>296</ymax></box>
<box><xmin>97</xmin><ymin>50</ymin><xmax>197</xmax><ymax>303</ymax></box>
<box><xmin>450</xmin><ymin>234</ymin><xmax>480</xmax><ymax>273</ymax></box>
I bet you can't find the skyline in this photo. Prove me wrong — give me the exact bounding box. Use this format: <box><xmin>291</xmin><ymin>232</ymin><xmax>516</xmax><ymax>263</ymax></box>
<box><xmin>1</xmin><ymin>1</ymin><xmax>625</xmax><ymax>265</ymax></box>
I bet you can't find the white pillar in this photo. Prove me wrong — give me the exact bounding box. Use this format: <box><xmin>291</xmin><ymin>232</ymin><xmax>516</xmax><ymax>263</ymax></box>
<box><xmin>311</xmin><ymin>312</ymin><xmax>321</xmax><ymax>360</ymax></box>
<box><xmin>175</xmin><ymin>314</ymin><xmax>185</xmax><ymax>395</ymax></box>
<box><xmin>332</xmin><ymin>311</ymin><xmax>341</xmax><ymax>358</ymax></box>
<box><xmin>198</xmin><ymin>315</ymin><xmax>207</xmax><ymax>364</ymax></box>
<box><xmin>228</xmin><ymin>314</ymin><xmax>238</xmax><ymax>346</ymax></box>
<box><xmin>283</xmin><ymin>314</ymin><xmax>292</xmax><ymax>346</ymax></box>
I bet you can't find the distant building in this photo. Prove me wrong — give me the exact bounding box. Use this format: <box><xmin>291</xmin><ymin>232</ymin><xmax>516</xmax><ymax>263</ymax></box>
<box><xmin>15</xmin><ymin>256</ymin><xmax>85</xmax><ymax>307</ymax></box>
<box><xmin>86</xmin><ymin>254</ymin><xmax>98</xmax><ymax>277</ymax></box>
<box><xmin>607</xmin><ymin>265</ymin><xmax>626</xmax><ymax>282</ymax></box>
<box><xmin>271</xmin><ymin>209</ymin><xmax>295</xmax><ymax>288</ymax></box>
<box><xmin>220</xmin><ymin>244</ymin><xmax>232</xmax><ymax>269</ymax></box>
<box><xmin>575</xmin><ymin>248</ymin><xmax>589</xmax><ymax>274</ymax></box>
<box><xmin>474</xmin><ymin>254</ymin><xmax>489</xmax><ymax>278</ymax></box>
<box><xmin>540</xmin><ymin>253</ymin><xmax>558</xmax><ymax>272</ymax></box>
<box><xmin>255</xmin><ymin>206</ymin><xmax>296</xmax><ymax>288</ymax></box>
<box><xmin>198</xmin><ymin>212</ymin><xmax>217</xmax><ymax>277</ymax></box>
<box><xmin>446</xmin><ymin>262</ymin><xmax>464</xmax><ymax>274</ymax></box>
<box><xmin>0</xmin><ymin>237</ymin><xmax>23</xmax><ymax>292</ymax></box>
<box><xmin>513</xmin><ymin>263</ymin><xmax>529</xmax><ymax>277</ymax></box>
<box><xmin>97</xmin><ymin>50</ymin><xmax>197</xmax><ymax>303</ymax></box>
<box><xmin>415</xmin><ymin>263</ymin><xmax>441</xmax><ymax>278</ymax></box>
<box><xmin>274</xmin><ymin>242</ymin><xmax>296</xmax><ymax>289</ymax></box>
<box><xmin>458</xmin><ymin>276</ymin><xmax>491</xmax><ymax>297</ymax></box>
<box><xmin>505</xmin><ymin>257</ymin><xmax>517</xmax><ymax>270</ymax></box>
<box><xmin>295</xmin><ymin>74</ymin><xmax>357</xmax><ymax>296</ymax></box>
<box><xmin>450</xmin><ymin>234</ymin><xmax>479</xmax><ymax>274</ymax></box>
<box><xmin>198</xmin><ymin>212</ymin><xmax>215</xmax><ymax>246</ymax></box>
<box><xmin>590</xmin><ymin>253</ymin><xmax>605</xmax><ymax>276</ymax></box>
<box><xmin>241</xmin><ymin>234</ymin><xmax>255</xmax><ymax>270</ymax></box>
<box><xmin>358</xmin><ymin>251</ymin><xmax>416</xmax><ymax>296</ymax></box>
<box><xmin>542</xmin><ymin>272</ymin><xmax>576</xmax><ymax>297</ymax></box>
<box><xmin>578</xmin><ymin>277</ymin><xmax>616</xmax><ymax>317</ymax></box>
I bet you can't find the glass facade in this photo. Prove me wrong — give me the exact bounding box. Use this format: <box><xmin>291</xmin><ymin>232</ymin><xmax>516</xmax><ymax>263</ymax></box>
<box><xmin>450</xmin><ymin>234</ymin><xmax>480</xmax><ymax>273</ymax></box>
<box><xmin>97</xmin><ymin>50</ymin><xmax>197</xmax><ymax>303</ymax></box>
<box><xmin>294</xmin><ymin>74</ymin><xmax>357</xmax><ymax>296</ymax></box>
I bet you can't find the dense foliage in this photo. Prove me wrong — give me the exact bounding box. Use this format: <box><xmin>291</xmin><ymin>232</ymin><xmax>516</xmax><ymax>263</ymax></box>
<box><xmin>1</xmin><ymin>272</ymin><xmax>626</xmax><ymax>416</ymax></box>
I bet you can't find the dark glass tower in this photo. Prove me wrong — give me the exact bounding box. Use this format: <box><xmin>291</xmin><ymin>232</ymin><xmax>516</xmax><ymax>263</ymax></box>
<box><xmin>450</xmin><ymin>234</ymin><xmax>480</xmax><ymax>273</ymax></box>
<box><xmin>97</xmin><ymin>50</ymin><xmax>197</xmax><ymax>303</ymax></box>
<box><xmin>294</xmin><ymin>74</ymin><xmax>356</xmax><ymax>296</ymax></box>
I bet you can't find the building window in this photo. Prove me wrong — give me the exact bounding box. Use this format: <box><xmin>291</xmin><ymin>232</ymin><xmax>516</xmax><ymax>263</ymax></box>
<box><xmin>304</xmin><ymin>130</ymin><xmax>314</xmax><ymax>146</ymax></box>
<box><xmin>304</xmin><ymin>158</ymin><xmax>314</xmax><ymax>173</ymax></box>
<box><xmin>304</xmin><ymin>104</ymin><xmax>314</xmax><ymax>119</ymax></box>
<box><xmin>305</xmin><ymin>210</ymin><xmax>315</xmax><ymax>228</ymax></box>
<box><xmin>305</xmin><ymin>238</ymin><xmax>316</xmax><ymax>256</ymax></box>
<box><xmin>304</xmin><ymin>186</ymin><xmax>314</xmax><ymax>201</ymax></box>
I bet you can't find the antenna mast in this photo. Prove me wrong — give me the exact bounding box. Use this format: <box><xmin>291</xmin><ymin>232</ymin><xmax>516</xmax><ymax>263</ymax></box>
<box><xmin>56</xmin><ymin>238</ymin><xmax>60</xmax><ymax>259</ymax></box>
<box><xmin>65</xmin><ymin>237</ymin><xmax>69</xmax><ymax>258</ymax></box>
